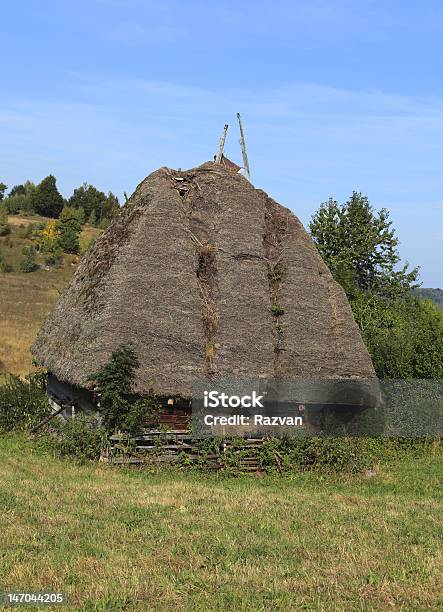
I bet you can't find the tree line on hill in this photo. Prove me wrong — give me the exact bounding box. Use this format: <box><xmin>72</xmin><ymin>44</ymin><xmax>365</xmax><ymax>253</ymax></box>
<box><xmin>414</xmin><ymin>287</ymin><xmax>443</xmax><ymax>310</ymax></box>
<box><xmin>0</xmin><ymin>175</ymin><xmax>122</xmax><ymax>272</ymax></box>
<box><xmin>0</xmin><ymin>175</ymin><xmax>120</xmax><ymax>226</ymax></box>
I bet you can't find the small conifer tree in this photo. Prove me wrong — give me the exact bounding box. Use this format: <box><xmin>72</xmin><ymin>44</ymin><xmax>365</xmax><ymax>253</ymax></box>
<box><xmin>31</xmin><ymin>175</ymin><xmax>64</xmax><ymax>218</ymax></box>
<box><xmin>20</xmin><ymin>245</ymin><xmax>38</xmax><ymax>273</ymax></box>
<box><xmin>58</xmin><ymin>206</ymin><xmax>82</xmax><ymax>254</ymax></box>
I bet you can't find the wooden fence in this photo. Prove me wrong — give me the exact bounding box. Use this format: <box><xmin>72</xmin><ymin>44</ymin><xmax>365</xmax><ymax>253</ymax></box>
<box><xmin>105</xmin><ymin>429</ymin><xmax>267</xmax><ymax>472</ymax></box>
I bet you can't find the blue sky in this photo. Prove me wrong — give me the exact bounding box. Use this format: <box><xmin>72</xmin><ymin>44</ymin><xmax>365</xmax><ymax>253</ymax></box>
<box><xmin>1</xmin><ymin>0</ymin><xmax>442</xmax><ymax>286</ymax></box>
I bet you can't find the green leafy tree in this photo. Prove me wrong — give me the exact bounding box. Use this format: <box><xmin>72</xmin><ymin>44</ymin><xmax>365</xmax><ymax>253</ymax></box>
<box><xmin>69</xmin><ymin>183</ymin><xmax>105</xmax><ymax>221</ymax></box>
<box><xmin>310</xmin><ymin>192</ymin><xmax>419</xmax><ymax>299</ymax></box>
<box><xmin>31</xmin><ymin>175</ymin><xmax>64</xmax><ymax>218</ymax></box>
<box><xmin>57</xmin><ymin>206</ymin><xmax>82</xmax><ymax>254</ymax></box>
<box><xmin>352</xmin><ymin>294</ymin><xmax>443</xmax><ymax>379</ymax></box>
<box><xmin>0</xmin><ymin>204</ymin><xmax>10</xmax><ymax>236</ymax></box>
<box><xmin>32</xmin><ymin>219</ymin><xmax>63</xmax><ymax>267</ymax></box>
<box><xmin>310</xmin><ymin>192</ymin><xmax>443</xmax><ymax>379</ymax></box>
<box><xmin>101</xmin><ymin>191</ymin><xmax>120</xmax><ymax>222</ymax></box>
<box><xmin>69</xmin><ymin>183</ymin><xmax>119</xmax><ymax>224</ymax></box>
<box><xmin>0</xmin><ymin>183</ymin><xmax>7</xmax><ymax>201</ymax></box>
<box><xmin>9</xmin><ymin>184</ymin><xmax>26</xmax><ymax>198</ymax></box>
<box><xmin>3</xmin><ymin>196</ymin><xmax>21</xmax><ymax>214</ymax></box>
<box><xmin>5</xmin><ymin>181</ymin><xmax>36</xmax><ymax>214</ymax></box>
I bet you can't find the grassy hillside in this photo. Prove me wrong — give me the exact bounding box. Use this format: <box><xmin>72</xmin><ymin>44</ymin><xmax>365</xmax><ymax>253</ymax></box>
<box><xmin>0</xmin><ymin>215</ymin><xmax>102</xmax><ymax>375</ymax></box>
<box><xmin>0</xmin><ymin>434</ymin><xmax>441</xmax><ymax>610</ymax></box>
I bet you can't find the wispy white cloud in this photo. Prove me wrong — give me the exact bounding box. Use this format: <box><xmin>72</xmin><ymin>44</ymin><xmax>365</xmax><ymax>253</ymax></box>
<box><xmin>63</xmin><ymin>74</ymin><xmax>443</xmax><ymax>123</ymax></box>
<box><xmin>3</xmin><ymin>75</ymin><xmax>443</xmax><ymax>182</ymax></box>
<box><xmin>107</xmin><ymin>20</ymin><xmax>188</xmax><ymax>46</ymax></box>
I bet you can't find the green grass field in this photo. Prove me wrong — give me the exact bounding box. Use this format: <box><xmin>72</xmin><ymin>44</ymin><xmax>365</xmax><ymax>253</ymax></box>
<box><xmin>1</xmin><ymin>213</ymin><xmax>442</xmax><ymax>611</ymax></box>
<box><xmin>0</xmin><ymin>434</ymin><xmax>441</xmax><ymax>611</ymax></box>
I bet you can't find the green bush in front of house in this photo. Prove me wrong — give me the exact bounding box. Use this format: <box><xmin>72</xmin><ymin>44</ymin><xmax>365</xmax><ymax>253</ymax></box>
<box><xmin>45</xmin><ymin>414</ymin><xmax>109</xmax><ymax>462</ymax></box>
<box><xmin>0</xmin><ymin>373</ymin><xmax>50</xmax><ymax>433</ymax></box>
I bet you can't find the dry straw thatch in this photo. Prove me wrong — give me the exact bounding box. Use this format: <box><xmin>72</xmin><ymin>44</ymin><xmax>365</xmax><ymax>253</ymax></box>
<box><xmin>32</xmin><ymin>162</ymin><xmax>375</xmax><ymax>396</ymax></box>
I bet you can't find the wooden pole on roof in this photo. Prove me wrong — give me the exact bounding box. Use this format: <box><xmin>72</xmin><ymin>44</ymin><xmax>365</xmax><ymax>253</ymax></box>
<box><xmin>215</xmin><ymin>124</ymin><xmax>229</xmax><ymax>164</ymax></box>
<box><xmin>237</xmin><ymin>113</ymin><xmax>251</xmax><ymax>180</ymax></box>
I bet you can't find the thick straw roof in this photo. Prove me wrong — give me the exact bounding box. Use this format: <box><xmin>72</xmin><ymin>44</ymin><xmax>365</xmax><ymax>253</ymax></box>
<box><xmin>32</xmin><ymin>162</ymin><xmax>375</xmax><ymax>396</ymax></box>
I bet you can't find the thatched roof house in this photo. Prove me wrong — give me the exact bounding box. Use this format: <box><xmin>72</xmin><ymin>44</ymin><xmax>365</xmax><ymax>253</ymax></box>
<box><xmin>32</xmin><ymin>162</ymin><xmax>375</xmax><ymax>406</ymax></box>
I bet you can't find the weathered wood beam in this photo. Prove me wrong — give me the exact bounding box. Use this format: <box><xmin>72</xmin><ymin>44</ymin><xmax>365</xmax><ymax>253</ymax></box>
<box><xmin>215</xmin><ymin>124</ymin><xmax>229</xmax><ymax>163</ymax></box>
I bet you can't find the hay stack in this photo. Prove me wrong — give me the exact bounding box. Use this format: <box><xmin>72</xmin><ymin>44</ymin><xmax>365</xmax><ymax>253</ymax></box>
<box><xmin>32</xmin><ymin>162</ymin><xmax>375</xmax><ymax>397</ymax></box>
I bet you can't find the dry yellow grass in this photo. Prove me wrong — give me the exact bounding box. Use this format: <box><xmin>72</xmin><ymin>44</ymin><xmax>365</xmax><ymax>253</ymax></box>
<box><xmin>0</xmin><ymin>273</ymin><xmax>66</xmax><ymax>374</ymax></box>
<box><xmin>6</xmin><ymin>214</ymin><xmax>49</xmax><ymax>227</ymax></box>
<box><xmin>0</xmin><ymin>215</ymin><xmax>102</xmax><ymax>375</ymax></box>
